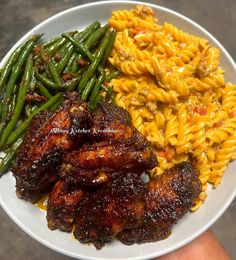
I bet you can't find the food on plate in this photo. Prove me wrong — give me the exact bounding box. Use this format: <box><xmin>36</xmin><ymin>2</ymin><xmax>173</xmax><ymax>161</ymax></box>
<box><xmin>108</xmin><ymin>5</ymin><xmax>236</xmax><ymax>210</ymax></box>
<box><xmin>47</xmin><ymin>180</ymin><xmax>85</xmax><ymax>232</ymax></box>
<box><xmin>117</xmin><ymin>162</ymin><xmax>201</xmax><ymax>245</ymax></box>
<box><xmin>60</xmin><ymin>102</ymin><xmax>157</xmax><ymax>185</ymax></box>
<box><xmin>74</xmin><ymin>163</ymin><xmax>200</xmax><ymax>249</ymax></box>
<box><xmin>0</xmin><ymin>22</ymin><xmax>119</xmax><ymax>176</ymax></box>
<box><xmin>11</xmin><ymin>93</ymin><xmax>90</xmax><ymax>203</ymax></box>
<box><xmin>74</xmin><ymin>172</ymin><xmax>146</xmax><ymax>249</ymax></box>
<box><xmin>10</xmin><ymin>93</ymin><xmax>200</xmax><ymax>249</ymax></box>
<box><xmin>60</xmin><ymin>142</ymin><xmax>157</xmax><ymax>185</ymax></box>
<box><xmin>0</xmin><ymin>3</ymin><xmax>234</xmax><ymax>250</ymax></box>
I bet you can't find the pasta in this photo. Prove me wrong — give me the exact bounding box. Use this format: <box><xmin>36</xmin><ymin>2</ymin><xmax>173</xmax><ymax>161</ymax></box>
<box><xmin>108</xmin><ymin>5</ymin><xmax>236</xmax><ymax>210</ymax></box>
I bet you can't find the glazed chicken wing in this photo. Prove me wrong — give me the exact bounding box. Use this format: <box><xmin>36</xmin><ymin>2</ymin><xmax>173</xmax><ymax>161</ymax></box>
<box><xmin>59</xmin><ymin>103</ymin><xmax>157</xmax><ymax>186</ymax></box>
<box><xmin>90</xmin><ymin>103</ymin><xmax>150</xmax><ymax>149</ymax></box>
<box><xmin>117</xmin><ymin>162</ymin><xmax>201</xmax><ymax>245</ymax></box>
<box><xmin>60</xmin><ymin>142</ymin><xmax>157</xmax><ymax>185</ymax></box>
<box><xmin>12</xmin><ymin>93</ymin><xmax>90</xmax><ymax>203</ymax></box>
<box><xmin>47</xmin><ymin>180</ymin><xmax>85</xmax><ymax>232</ymax></box>
<box><xmin>73</xmin><ymin>173</ymin><xmax>146</xmax><ymax>249</ymax></box>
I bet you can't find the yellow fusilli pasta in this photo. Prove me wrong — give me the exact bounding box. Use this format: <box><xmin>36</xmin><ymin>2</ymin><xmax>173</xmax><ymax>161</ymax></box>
<box><xmin>108</xmin><ymin>5</ymin><xmax>236</xmax><ymax>211</ymax></box>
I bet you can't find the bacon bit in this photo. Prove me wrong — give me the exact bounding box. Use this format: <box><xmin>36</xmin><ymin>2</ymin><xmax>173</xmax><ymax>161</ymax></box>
<box><xmin>77</xmin><ymin>58</ymin><xmax>89</xmax><ymax>67</ymax></box>
<box><xmin>133</xmin><ymin>26</ymin><xmax>145</xmax><ymax>35</ymax></box>
<box><xmin>62</xmin><ymin>73</ymin><xmax>73</xmax><ymax>81</ymax></box>
<box><xmin>214</xmin><ymin>120</ymin><xmax>223</xmax><ymax>128</ymax></box>
<box><xmin>34</xmin><ymin>44</ymin><xmax>42</xmax><ymax>56</ymax></box>
<box><xmin>193</xmin><ymin>106</ymin><xmax>207</xmax><ymax>115</ymax></box>
<box><xmin>229</xmin><ymin>112</ymin><xmax>236</xmax><ymax>118</ymax></box>
<box><xmin>54</xmin><ymin>53</ymin><xmax>63</xmax><ymax>62</ymax></box>
<box><xmin>104</xmin><ymin>82</ymin><xmax>110</xmax><ymax>87</ymax></box>
<box><xmin>26</xmin><ymin>93</ymin><xmax>47</xmax><ymax>103</ymax></box>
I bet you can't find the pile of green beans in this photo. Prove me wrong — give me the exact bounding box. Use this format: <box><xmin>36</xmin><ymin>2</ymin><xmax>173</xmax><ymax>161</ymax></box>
<box><xmin>0</xmin><ymin>21</ymin><xmax>121</xmax><ymax>176</ymax></box>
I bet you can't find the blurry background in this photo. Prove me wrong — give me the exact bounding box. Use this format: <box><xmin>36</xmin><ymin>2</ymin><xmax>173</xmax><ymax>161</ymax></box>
<box><xmin>0</xmin><ymin>0</ymin><xmax>235</xmax><ymax>259</ymax></box>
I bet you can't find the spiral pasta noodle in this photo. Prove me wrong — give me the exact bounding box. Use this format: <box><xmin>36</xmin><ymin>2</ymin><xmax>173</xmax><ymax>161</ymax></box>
<box><xmin>108</xmin><ymin>5</ymin><xmax>236</xmax><ymax>210</ymax></box>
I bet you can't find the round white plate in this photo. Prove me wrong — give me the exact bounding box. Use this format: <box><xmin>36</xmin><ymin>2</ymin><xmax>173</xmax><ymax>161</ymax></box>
<box><xmin>0</xmin><ymin>1</ymin><xmax>236</xmax><ymax>259</ymax></box>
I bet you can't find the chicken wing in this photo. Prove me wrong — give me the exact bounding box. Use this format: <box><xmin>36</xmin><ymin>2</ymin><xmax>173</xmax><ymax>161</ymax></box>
<box><xmin>47</xmin><ymin>180</ymin><xmax>85</xmax><ymax>232</ymax></box>
<box><xmin>12</xmin><ymin>92</ymin><xmax>90</xmax><ymax>203</ymax></box>
<box><xmin>90</xmin><ymin>102</ymin><xmax>149</xmax><ymax>149</ymax></box>
<box><xmin>73</xmin><ymin>173</ymin><xmax>146</xmax><ymax>249</ymax></box>
<box><xmin>60</xmin><ymin>142</ymin><xmax>157</xmax><ymax>185</ymax></box>
<box><xmin>117</xmin><ymin>162</ymin><xmax>201</xmax><ymax>245</ymax></box>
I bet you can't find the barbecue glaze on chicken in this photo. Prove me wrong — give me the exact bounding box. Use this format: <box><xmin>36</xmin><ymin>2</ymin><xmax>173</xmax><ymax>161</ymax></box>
<box><xmin>11</xmin><ymin>92</ymin><xmax>201</xmax><ymax>249</ymax></box>
<box><xmin>12</xmin><ymin>93</ymin><xmax>90</xmax><ymax>203</ymax></box>
<box><xmin>47</xmin><ymin>180</ymin><xmax>85</xmax><ymax>232</ymax></box>
<box><xmin>74</xmin><ymin>173</ymin><xmax>146</xmax><ymax>249</ymax></box>
<box><xmin>117</xmin><ymin>162</ymin><xmax>201</xmax><ymax>245</ymax></box>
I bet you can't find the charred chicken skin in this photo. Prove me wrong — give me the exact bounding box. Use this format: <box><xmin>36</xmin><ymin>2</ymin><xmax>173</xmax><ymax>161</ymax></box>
<box><xmin>59</xmin><ymin>102</ymin><xmax>157</xmax><ymax>185</ymax></box>
<box><xmin>60</xmin><ymin>142</ymin><xmax>157</xmax><ymax>185</ymax></box>
<box><xmin>47</xmin><ymin>180</ymin><xmax>85</xmax><ymax>232</ymax></box>
<box><xmin>11</xmin><ymin>92</ymin><xmax>201</xmax><ymax>249</ymax></box>
<box><xmin>73</xmin><ymin>173</ymin><xmax>146</xmax><ymax>249</ymax></box>
<box><xmin>117</xmin><ymin>162</ymin><xmax>201</xmax><ymax>245</ymax></box>
<box><xmin>90</xmin><ymin>102</ymin><xmax>149</xmax><ymax>149</ymax></box>
<box><xmin>12</xmin><ymin>92</ymin><xmax>90</xmax><ymax>203</ymax></box>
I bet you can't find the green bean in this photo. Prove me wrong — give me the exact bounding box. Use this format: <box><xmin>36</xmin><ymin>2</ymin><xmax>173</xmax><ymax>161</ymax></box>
<box><xmin>104</xmin><ymin>70</ymin><xmax>121</xmax><ymax>82</ymax></box>
<box><xmin>48</xmin><ymin>60</ymin><xmax>61</xmax><ymax>85</ymax></box>
<box><xmin>78</xmin><ymin>30</ymin><xmax>110</xmax><ymax>93</ymax></box>
<box><xmin>0</xmin><ymin>54</ymin><xmax>33</xmax><ymax>148</ymax></box>
<box><xmin>55</xmin><ymin>22</ymin><xmax>100</xmax><ymax>66</ymax></box>
<box><xmin>105</xmin><ymin>86</ymin><xmax>116</xmax><ymax>104</ymax></box>
<box><xmin>37</xmin><ymin>82</ymin><xmax>53</xmax><ymax>99</ymax></box>
<box><xmin>34</xmin><ymin>37</ymin><xmax>67</xmax><ymax>67</ymax></box>
<box><xmin>64</xmin><ymin>53</ymin><xmax>76</xmax><ymax>73</ymax></box>
<box><xmin>54</xmin><ymin>32</ymin><xmax>79</xmax><ymax>59</ymax></box>
<box><xmin>55</xmin><ymin>44</ymin><xmax>74</xmax><ymax>73</ymax></box>
<box><xmin>49</xmin><ymin>97</ymin><xmax>64</xmax><ymax>112</ymax></box>
<box><xmin>63</xmin><ymin>76</ymin><xmax>81</xmax><ymax>92</ymax></box>
<box><xmin>7</xmin><ymin>94</ymin><xmax>17</xmax><ymax>121</ymax></box>
<box><xmin>35</xmin><ymin>71</ymin><xmax>59</xmax><ymax>90</ymax></box>
<box><xmin>76</xmin><ymin>21</ymin><xmax>101</xmax><ymax>43</ymax></box>
<box><xmin>29</xmin><ymin>72</ymin><xmax>37</xmax><ymax>91</ymax></box>
<box><xmin>55</xmin><ymin>22</ymin><xmax>100</xmax><ymax>73</ymax></box>
<box><xmin>81</xmin><ymin>75</ymin><xmax>96</xmax><ymax>100</ymax></box>
<box><xmin>40</xmin><ymin>48</ymin><xmax>61</xmax><ymax>85</ymax></box>
<box><xmin>70</xmin><ymin>53</ymin><xmax>81</xmax><ymax>73</ymax></box>
<box><xmin>0</xmin><ymin>136</ymin><xmax>24</xmax><ymax>175</ymax></box>
<box><xmin>46</xmin><ymin>37</ymin><xmax>68</xmax><ymax>56</ymax></box>
<box><xmin>62</xmin><ymin>33</ymin><xmax>93</xmax><ymax>61</ymax></box>
<box><xmin>6</xmin><ymin>93</ymin><xmax>62</xmax><ymax>145</ymax></box>
<box><xmin>93</xmin><ymin>94</ymin><xmax>103</xmax><ymax>110</ymax></box>
<box><xmin>89</xmin><ymin>72</ymin><xmax>105</xmax><ymax>110</ymax></box>
<box><xmin>7</xmin><ymin>86</ymin><xmax>18</xmax><ymax>121</ymax></box>
<box><xmin>45</xmin><ymin>31</ymin><xmax>78</xmax><ymax>49</ymax></box>
<box><xmin>43</xmin><ymin>35</ymin><xmax>62</xmax><ymax>49</ymax></box>
<box><xmin>0</xmin><ymin>35</ymin><xmax>36</xmax><ymax>99</ymax></box>
<box><xmin>0</xmin><ymin>34</ymin><xmax>41</xmax><ymax>136</ymax></box>
<box><xmin>101</xmin><ymin>29</ymin><xmax>116</xmax><ymax>66</ymax></box>
<box><xmin>85</xmin><ymin>25</ymin><xmax>108</xmax><ymax>49</ymax></box>
<box><xmin>25</xmin><ymin>104</ymin><xmax>38</xmax><ymax>118</ymax></box>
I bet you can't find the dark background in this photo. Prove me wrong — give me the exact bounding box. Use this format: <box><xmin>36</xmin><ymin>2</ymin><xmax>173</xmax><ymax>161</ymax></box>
<box><xmin>0</xmin><ymin>0</ymin><xmax>235</xmax><ymax>259</ymax></box>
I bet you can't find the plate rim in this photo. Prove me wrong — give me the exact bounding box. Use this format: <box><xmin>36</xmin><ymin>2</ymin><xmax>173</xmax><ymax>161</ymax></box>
<box><xmin>0</xmin><ymin>1</ymin><xmax>236</xmax><ymax>260</ymax></box>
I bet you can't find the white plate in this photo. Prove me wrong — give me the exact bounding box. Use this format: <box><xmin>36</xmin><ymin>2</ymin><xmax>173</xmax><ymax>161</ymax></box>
<box><xmin>0</xmin><ymin>1</ymin><xmax>236</xmax><ymax>259</ymax></box>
